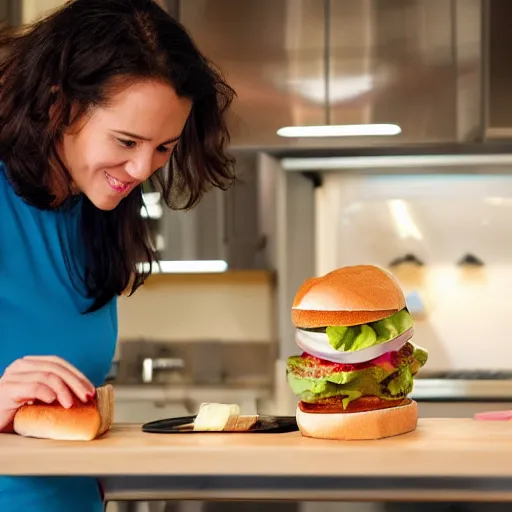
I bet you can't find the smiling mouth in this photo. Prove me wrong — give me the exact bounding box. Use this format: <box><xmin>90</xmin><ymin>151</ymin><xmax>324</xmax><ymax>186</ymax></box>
<box><xmin>105</xmin><ymin>172</ymin><xmax>133</xmax><ymax>193</ymax></box>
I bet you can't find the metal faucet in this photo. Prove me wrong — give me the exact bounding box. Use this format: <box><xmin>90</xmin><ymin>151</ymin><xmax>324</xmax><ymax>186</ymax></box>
<box><xmin>141</xmin><ymin>357</ymin><xmax>185</xmax><ymax>383</ymax></box>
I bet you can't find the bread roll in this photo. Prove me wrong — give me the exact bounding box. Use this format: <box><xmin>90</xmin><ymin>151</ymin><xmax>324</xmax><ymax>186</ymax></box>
<box><xmin>295</xmin><ymin>399</ymin><xmax>418</xmax><ymax>441</ymax></box>
<box><xmin>291</xmin><ymin>265</ymin><xmax>406</xmax><ymax>328</ymax></box>
<box><xmin>13</xmin><ymin>384</ymin><xmax>114</xmax><ymax>441</ymax></box>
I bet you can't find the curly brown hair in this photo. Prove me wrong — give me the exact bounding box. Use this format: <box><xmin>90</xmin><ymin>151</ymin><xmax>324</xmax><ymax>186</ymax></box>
<box><xmin>0</xmin><ymin>0</ymin><xmax>236</xmax><ymax>312</ymax></box>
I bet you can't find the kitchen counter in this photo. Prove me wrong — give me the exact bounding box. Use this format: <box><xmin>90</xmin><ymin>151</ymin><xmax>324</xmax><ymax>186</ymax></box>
<box><xmin>3</xmin><ymin>418</ymin><xmax>512</xmax><ymax>502</ymax></box>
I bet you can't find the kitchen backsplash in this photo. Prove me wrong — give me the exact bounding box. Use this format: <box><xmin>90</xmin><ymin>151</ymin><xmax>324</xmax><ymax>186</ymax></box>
<box><xmin>316</xmin><ymin>172</ymin><xmax>512</xmax><ymax>372</ymax></box>
<box><xmin>114</xmin><ymin>271</ymin><xmax>277</xmax><ymax>389</ymax></box>
<box><xmin>116</xmin><ymin>270</ymin><xmax>276</xmax><ymax>344</ymax></box>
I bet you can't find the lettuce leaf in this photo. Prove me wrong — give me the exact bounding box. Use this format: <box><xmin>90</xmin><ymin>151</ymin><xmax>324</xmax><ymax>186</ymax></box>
<box><xmin>325</xmin><ymin>309</ymin><xmax>413</xmax><ymax>352</ymax></box>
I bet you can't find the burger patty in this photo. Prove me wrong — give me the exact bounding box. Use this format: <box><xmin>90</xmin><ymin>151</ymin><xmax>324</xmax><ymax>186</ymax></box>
<box><xmin>286</xmin><ymin>342</ymin><xmax>428</xmax><ymax>410</ymax></box>
<box><xmin>294</xmin><ymin>342</ymin><xmax>414</xmax><ymax>380</ymax></box>
<box><xmin>298</xmin><ymin>396</ymin><xmax>410</xmax><ymax>414</ymax></box>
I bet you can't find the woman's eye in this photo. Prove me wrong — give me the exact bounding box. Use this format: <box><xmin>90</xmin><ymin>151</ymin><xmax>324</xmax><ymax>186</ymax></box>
<box><xmin>157</xmin><ymin>145</ymin><xmax>172</xmax><ymax>154</ymax></box>
<box><xmin>118</xmin><ymin>138</ymin><xmax>137</xmax><ymax>149</ymax></box>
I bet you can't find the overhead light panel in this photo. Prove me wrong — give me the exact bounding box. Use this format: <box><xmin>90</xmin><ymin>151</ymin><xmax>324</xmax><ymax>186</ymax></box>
<box><xmin>137</xmin><ymin>260</ymin><xmax>228</xmax><ymax>274</ymax></box>
<box><xmin>276</xmin><ymin>124</ymin><xmax>401</xmax><ymax>138</ymax></box>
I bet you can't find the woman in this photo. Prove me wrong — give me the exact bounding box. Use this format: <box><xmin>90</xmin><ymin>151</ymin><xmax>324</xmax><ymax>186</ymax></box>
<box><xmin>0</xmin><ymin>0</ymin><xmax>235</xmax><ymax>510</ymax></box>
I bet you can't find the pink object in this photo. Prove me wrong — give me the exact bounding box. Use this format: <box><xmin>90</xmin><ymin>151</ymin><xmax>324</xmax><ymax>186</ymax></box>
<box><xmin>474</xmin><ymin>410</ymin><xmax>512</xmax><ymax>421</ymax></box>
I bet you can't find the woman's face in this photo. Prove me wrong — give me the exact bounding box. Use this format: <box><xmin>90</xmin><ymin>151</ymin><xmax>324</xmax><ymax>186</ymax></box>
<box><xmin>59</xmin><ymin>79</ymin><xmax>192</xmax><ymax>211</ymax></box>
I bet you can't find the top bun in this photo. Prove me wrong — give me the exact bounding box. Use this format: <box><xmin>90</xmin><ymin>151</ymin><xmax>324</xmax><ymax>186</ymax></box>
<box><xmin>292</xmin><ymin>265</ymin><xmax>406</xmax><ymax>328</ymax></box>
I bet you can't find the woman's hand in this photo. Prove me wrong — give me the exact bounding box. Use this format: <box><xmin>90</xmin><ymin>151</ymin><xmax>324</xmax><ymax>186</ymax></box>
<box><xmin>0</xmin><ymin>355</ymin><xmax>96</xmax><ymax>432</ymax></box>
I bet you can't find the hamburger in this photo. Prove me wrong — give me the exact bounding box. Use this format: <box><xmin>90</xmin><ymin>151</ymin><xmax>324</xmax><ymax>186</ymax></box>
<box><xmin>13</xmin><ymin>384</ymin><xmax>114</xmax><ymax>441</ymax></box>
<box><xmin>286</xmin><ymin>265</ymin><xmax>428</xmax><ymax>440</ymax></box>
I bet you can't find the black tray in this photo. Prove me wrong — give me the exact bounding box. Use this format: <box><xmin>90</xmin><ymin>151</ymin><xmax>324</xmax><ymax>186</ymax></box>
<box><xmin>141</xmin><ymin>415</ymin><xmax>299</xmax><ymax>434</ymax></box>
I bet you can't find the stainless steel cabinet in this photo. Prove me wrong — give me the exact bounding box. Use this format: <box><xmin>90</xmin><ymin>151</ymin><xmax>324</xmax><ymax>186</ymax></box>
<box><xmin>0</xmin><ymin>1</ymin><xmax>7</xmax><ymax>22</ymax></box>
<box><xmin>154</xmin><ymin>151</ymin><xmax>263</xmax><ymax>269</ymax></box>
<box><xmin>179</xmin><ymin>0</ymin><xmax>483</xmax><ymax>150</ymax></box>
<box><xmin>484</xmin><ymin>0</ymin><xmax>512</xmax><ymax>140</ymax></box>
<box><xmin>0</xmin><ymin>0</ymin><xmax>17</xmax><ymax>24</ymax></box>
<box><xmin>329</xmin><ymin>0</ymin><xmax>469</xmax><ymax>142</ymax></box>
<box><xmin>179</xmin><ymin>0</ymin><xmax>327</xmax><ymax>150</ymax></box>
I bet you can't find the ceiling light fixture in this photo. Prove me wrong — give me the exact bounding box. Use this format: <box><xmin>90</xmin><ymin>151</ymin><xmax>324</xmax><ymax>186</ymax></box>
<box><xmin>137</xmin><ymin>260</ymin><xmax>228</xmax><ymax>274</ymax></box>
<box><xmin>276</xmin><ymin>124</ymin><xmax>402</xmax><ymax>138</ymax></box>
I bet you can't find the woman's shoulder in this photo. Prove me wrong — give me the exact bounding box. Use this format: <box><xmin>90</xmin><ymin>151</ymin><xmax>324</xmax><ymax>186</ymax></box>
<box><xmin>0</xmin><ymin>161</ymin><xmax>28</xmax><ymax>213</ymax></box>
<box><xmin>0</xmin><ymin>160</ymin><xmax>9</xmax><ymax>192</ymax></box>
<box><xmin>0</xmin><ymin>160</ymin><xmax>16</xmax><ymax>198</ymax></box>
<box><xmin>0</xmin><ymin>161</ymin><xmax>16</xmax><ymax>218</ymax></box>
<box><xmin>0</xmin><ymin>160</ymin><xmax>11</xmax><ymax>183</ymax></box>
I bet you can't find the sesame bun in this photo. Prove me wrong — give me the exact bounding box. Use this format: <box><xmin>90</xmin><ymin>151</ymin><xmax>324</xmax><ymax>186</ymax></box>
<box><xmin>296</xmin><ymin>399</ymin><xmax>418</xmax><ymax>440</ymax></box>
<box><xmin>292</xmin><ymin>265</ymin><xmax>406</xmax><ymax>328</ymax></box>
<box><xmin>13</xmin><ymin>384</ymin><xmax>114</xmax><ymax>441</ymax></box>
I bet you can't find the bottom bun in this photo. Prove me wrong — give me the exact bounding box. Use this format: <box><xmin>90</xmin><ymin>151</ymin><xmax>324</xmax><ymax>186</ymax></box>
<box><xmin>13</xmin><ymin>384</ymin><xmax>114</xmax><ymax>441</ymax></box>
<box><xmin>296</xmin><ymin>399</ymin><xmax>418</xmax><ymax>440</ymax></box>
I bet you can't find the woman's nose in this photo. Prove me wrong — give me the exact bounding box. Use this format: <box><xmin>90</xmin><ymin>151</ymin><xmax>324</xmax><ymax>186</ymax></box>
<box><xmin>125</xmin><ymin>154</ymin><xmax>155</xmax><ymax>182</ymax></box>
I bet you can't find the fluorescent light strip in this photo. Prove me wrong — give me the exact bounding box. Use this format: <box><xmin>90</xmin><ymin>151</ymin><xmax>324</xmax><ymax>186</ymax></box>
<box><xmin>142</xmin><ymin>192</ymin><xmax>161</xmax><ymax>205</ymax></box>
<box><xmin>281</xmin><ymin>154</ymin><xmax>512</xmax><ymax>171</ymax></box>
<box><xmin>140</xmin><ymin>204</ymin><xmax>163</xmax><ymax>219</ymax></box>
<box><xmin>277</xmin><ymin>124</ymin><xmax>401</xmax><ymax>138</ymax></box>
<box><xmin>137</xmin><ymin>260</ymin><xmax>228</xmax><ymax>274</ymax></box>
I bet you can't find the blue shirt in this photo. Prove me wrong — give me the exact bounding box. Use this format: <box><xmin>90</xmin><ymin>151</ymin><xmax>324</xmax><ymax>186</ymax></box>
<box><xmin>0</xmin><ymin>162</ymin><xmax>117</xmax><ymax>511</ymax></box>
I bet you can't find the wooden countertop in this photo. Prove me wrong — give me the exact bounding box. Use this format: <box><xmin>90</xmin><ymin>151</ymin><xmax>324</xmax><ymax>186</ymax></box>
<box><xmin>3</xmin><ymin>418</ymin><xmax>512</xmax><ymax>478</ymax></box>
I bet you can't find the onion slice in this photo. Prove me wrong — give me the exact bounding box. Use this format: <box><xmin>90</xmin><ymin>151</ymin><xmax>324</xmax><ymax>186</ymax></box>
<box><xmin>295</xmin><ymin>327</ymin><xmax>414</xmax><ymax>364</ymax></box>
